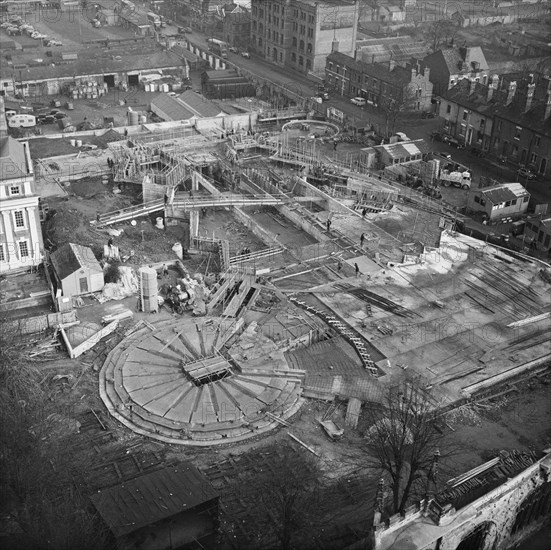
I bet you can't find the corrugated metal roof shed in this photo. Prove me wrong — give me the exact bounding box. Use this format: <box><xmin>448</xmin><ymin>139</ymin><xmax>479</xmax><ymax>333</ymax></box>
<box><xmin>150</xmin><ymin>94</ymin><xmax>195</xmax><ymax>121</ymax></box>
<box><xmin>90</xmin><ymin>463</ymin><xmax>218</xmax><ymax>538</ymax></box>
<box><xmin>481</xmin><ymin>183</ymin><xmax>529</xmax><ymax>204</ymax></box>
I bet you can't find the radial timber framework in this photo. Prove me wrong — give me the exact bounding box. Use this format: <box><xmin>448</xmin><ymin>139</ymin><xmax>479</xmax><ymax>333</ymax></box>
<box><xmin>99</xmin><ymin>318</ymin><xmax>304</xmax><ymax>445</ymax></box>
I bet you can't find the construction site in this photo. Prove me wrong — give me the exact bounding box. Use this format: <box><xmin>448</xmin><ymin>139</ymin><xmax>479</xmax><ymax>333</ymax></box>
<box><xmin>2</xmin><ymin>107</ymin><xmax>551</xmax><ymax>550</ymax></box>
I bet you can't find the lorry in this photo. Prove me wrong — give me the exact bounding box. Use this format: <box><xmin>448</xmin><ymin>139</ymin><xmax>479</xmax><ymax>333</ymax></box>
<box><xmin>439</xmin><ymin>168</ymin><xmax>471</xmax><ymax>189</ymax></box>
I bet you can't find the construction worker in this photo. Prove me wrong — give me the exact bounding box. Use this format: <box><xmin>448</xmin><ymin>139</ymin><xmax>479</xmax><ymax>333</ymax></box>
<box><xmin>360</xmin><ymin>233</ymin><xmax>365</xmax><ymax>247</ymax></box>
<box><xmin>326</xmin><ymin>218</ymin><xmax>332</xmax><ymax>232</ymax></box>
<box><xmin>355</xmin><ymin>263</ymin><xmax>360</xmax><ymax>277</ymax></box>
<box><xmin>362</xmin><ymin>208</ymin><xmax>367</xmax><ymax>219</ymax></box>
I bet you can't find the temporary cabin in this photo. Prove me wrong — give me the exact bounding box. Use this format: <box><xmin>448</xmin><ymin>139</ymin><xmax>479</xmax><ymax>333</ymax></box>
<box><xmin>50</xmin><ymin>243</ymin><xmax>104</xmax><ymax>296</ymax></box>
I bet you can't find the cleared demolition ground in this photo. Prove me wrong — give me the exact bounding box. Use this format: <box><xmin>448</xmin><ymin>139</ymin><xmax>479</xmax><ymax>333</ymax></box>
<box><xmin>4</xmin><ymin>122</ymin><xmax>551</xmax><ymax>549</ymax></box>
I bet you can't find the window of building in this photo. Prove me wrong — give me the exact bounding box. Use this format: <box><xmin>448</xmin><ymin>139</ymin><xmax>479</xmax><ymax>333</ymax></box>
<box><xmin>523</xmin><ymin>196</ymin><xmax>528</xmax><ymax>203</ymax></box>
<box><xmin>9</xmin><ymin>185</ymin><xmax>21</xmax><ymax>195</ymax></box>
<box><xmin>14</xmin><ymin>210</ymin><xmax>25</xmax><ymax>229</ymax></box>
<box><xmin>307</xmin><ymin>43</ymin><xmax>312</xmax><ymax>53</ymax></box>
<box><xmin>308</xmin><ymin>15</ymin><xmax>314</xmax><ymax>24</ymax></box>
<box><xmin>300</xmin><ymin>24</ymin><xmax>305</xmax><ymax>34</ymax></box>
<box><xmin>0</xmin><ymin>244</ymin><xmax>4</xmax><ymax>262</ymax></box>
<box><xmin>291</xmin><ymin>52</ymin><xmax>296</xmax><ymax>62</ymax></box>
<box><xmin>530</xmin><ymin>152</ymin><xmax>538</xmax><ymax>164</ymax></box>
<box><xmin>281</xmin><ymin>8</ymin><xmax>284</xmax><ymax>16</ymax></box>
<box><xmin>306</xmin><ymin>59</ymin><xmax>312</xmax><ymax>70</ymax></box>
<box><xmin>446</xmin><ymin>105</ymin><xmax>451</xmax><ymax>114</ymax></box>
<box><xmin>299</xmin><ymin>56</ymin><xmax>303</xmax><ymax>66</ymax></box>
<box><xmin>252</xmin><ymin>6</ymin><xmax>257</xmax><ymax>16</ymax></box>
<box><xmin>301</xmin><ymin>11</ymin><xmax>306</xmax><ymax>20</ymax></box>
<box><xmin>462</xmin><ymin>110</ymin><xmax>469</xmax><ymax>121</ymax></box>
<box><xmin>259</xmin><ymin>9</ymin><xmax>264</xmax><ymax>18</ymax></box>
<box><xmin>279</xmin><ymin>52</ymin><xmax>283</xmax><ymax>62</ymax></box>
<box><xmin>511</xmin><ymin>199</ymin><xmax>517</xmax><ymax>206</ymax></box>
<box><xmin>505</xmin><ymin>201</ymin><xmax>511</xmax><ymax>207</ymax></box>
<box><xmin>512</xmin><ymin>145</ymin><xmax>519</xmax><ymax>156</ymax></box>
<box><xmin>514</xmin><ymin>126</ymin><xmax>521</xmax><ymax>140</ymax></box>
<box><xmin>328</xmin><ymin>62</ymin><xmax>333</xmax><ymax>71</ymax></box>
<box><xmin>308</xmin><ymin>28</ymin><xmax>313</xmax><ymax>38</ymax></box>
<box><xmin>19</xmin><ymin>240</ymin><xmax>29</xmax><ymax>258</ymax></box>
<box><xmin>259</xmin><ymin>37</ymin><xmax>262</xmax><ymax>47</ymax></box>
<box><xmin>293</xmin><ymin>22</ymin><xmax>298</xmax><ymax>31</ymax></box>
<box><xmin>292</xmin><ymin>37</ymin><xmax>297</xmax><ymax>47</ymax></box>
<box><xmin>299</xmin><ymin>40</ymin><xmax>304</xmax><ymax>51</ymax></box>
<box><xmin>294</xmin><ymin>9</ymin><xmax>298</xmax><ymax>17</ymax></box>
<box><xmin>535</xmin><ymin>135</ymin><xmax>541</xmax><ymax>147</ymax></box>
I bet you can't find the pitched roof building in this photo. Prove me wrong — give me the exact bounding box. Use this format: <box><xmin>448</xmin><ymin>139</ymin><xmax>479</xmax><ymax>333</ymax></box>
<box><xmin>438</xmin><ymin>72</ymin><xmax>551</xmax><ymax>177</ymax></box>
<box><xmin>467</xmin><ymin>182</ymin><xmax>530</xmax><ymax>222</ymax></box>
<box><xmin>0</xmin><ymin>97</ymin><xmax>44</xmax><ymax>275</ymax></box>
<box><xmin>422</xmin><ymin>46</ymin><xmax>489</xmax><ymax>95</ymax></box>
<box><xmin>325</xmin><ymin>52</ymin><xmax>433</xmax><ymax>116</ymax></box>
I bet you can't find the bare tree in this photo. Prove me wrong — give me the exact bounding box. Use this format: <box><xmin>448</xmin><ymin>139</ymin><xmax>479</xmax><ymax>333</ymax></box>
<box><xmin>378</xmin><ymin>85</ymin><xmax>417</xmax><ymax>138</ymax></box>
<box><xmin>0</xmin><ymin>315</ymin><xmax>112</xmax><ymax>550</ymax></box>
<box><xmin>230</xmin><ymin>443</ymin><xmax>324</xmax><ymax>550</ymax></box>
<box><xmin>424</xmin><ymin>19</ymin><xmax>460</xmax><ymax>52</ymax></box>
<box><xmin>354</xmin><ymin>379</ymin><xmax>456</xmax><ymax>515</ymax></box>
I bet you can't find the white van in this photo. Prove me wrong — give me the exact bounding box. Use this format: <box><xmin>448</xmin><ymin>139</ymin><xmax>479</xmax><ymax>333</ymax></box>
<box><xmin>8</xmin><ymin>114</ymin><xmax>36</xmax><ymax>128</ymax></box>
<box><xmin>350</xmin><ymin>97</ymin><xmax>366</xmax><ymax>106</ymax></box>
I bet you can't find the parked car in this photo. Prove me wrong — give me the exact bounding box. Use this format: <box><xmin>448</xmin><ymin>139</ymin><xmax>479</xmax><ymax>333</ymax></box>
<box><xmin>183</xmin><ymin>27</ymin><xmax>192</xmax><ymax>33</ymax></box>
<box><xmin>421</xmin><ymin>111</ymin><xmax>436</xmax><ymax>119</ymax></box>
<box><xmin>430</xmin><ymin>131</ymin><xmax>444</xmax><ymax>141</ymax></box>
<box><xmin>350</xmin><ymin>97</ymin><xmax>366</xmax><ymax>106</ymax></box>
<box><xmin>240</xmin><ymin>51</ymin><xmax>250</xmax><ymax>58</ymax></box>
<box><xmin>436</xmin><ymin>152</ymin><xmax>452</xmax><ymax>160</ymax></box>
<box><xmin>54</xmin><ymin>112</ymin><xmax>67</xmax><ymax>119</ymax></box>
<box><xmin>469</xmin><ymin>147</ymin><xmax>485</xmax><ymax>157</ymax></box>
<box><xmin>443</xmin><ymin>135</ymin><xmax>465</xmax><ymax>149</ymax></box>
<box><xmin>39</xmin><ymin>115</ymin><xmax>56</xmax><ymax>124</ymax></box>
<box><xmin>517</xmin><ymin>167</ymin><xmax>537</xmax><ymax>180</ymax></box>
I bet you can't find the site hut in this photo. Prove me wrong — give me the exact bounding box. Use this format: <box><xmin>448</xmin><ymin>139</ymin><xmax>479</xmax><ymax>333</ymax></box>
<box><xmin>374</xmin><ymin>139</ymin><xmax>426</xmax><ymax>168</ymax></box>
<box><xmin>49</xmin><ymin>243</ymin><xmax>104</xmax><ymax>297</ymax></box>
<box><xmin>467</xmin><ymin>182</ymin><xmax>530</xmax><ymax>223</ymax></box>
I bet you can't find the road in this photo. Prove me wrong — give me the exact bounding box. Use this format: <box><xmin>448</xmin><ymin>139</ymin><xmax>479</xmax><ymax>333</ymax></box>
<box><xmin>165</xmin><ymin>26</ymin><xmax>550</xmax><ymax>206</ymax></box>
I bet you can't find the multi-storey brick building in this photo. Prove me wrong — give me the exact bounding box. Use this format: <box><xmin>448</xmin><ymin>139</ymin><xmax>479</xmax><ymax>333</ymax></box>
<box><xmin>250</xmin><ymin>0</ymin><xmax>359</xmax><ymax>76</ymax></box>
<box><xmin>438</xmin><ymin>72</ymin><xmax>551</xmax><ymax>177</ymax></box>
<box><xmin>325</xmin><ymin>52</ymin><xmax>433</xmax><ymax>112</ymax></box>
<box><xmin>0</xmin><ymin>100</ymin><xmax>44</xmax><ymax>274</ymax></box>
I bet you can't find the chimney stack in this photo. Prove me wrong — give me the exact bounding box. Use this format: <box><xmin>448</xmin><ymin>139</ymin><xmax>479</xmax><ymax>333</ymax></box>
<box><xmin>506</xmin><ymin>81</ymin><xmax>517</xmax><ymax>106</ymax></box>
<box><xmin>469</xmin><ymin>78</ymin><xmax>476</xmax><ymax>96</ymax></box>
<box><xmin>524</xmin><ymin>82</ymin><xmax>536</xmax><ymax>113</ymax></box>
<box><xmin>487</xmin><ymin>75</ymin><xmax>498</xmax><ymax>101</ymax></box>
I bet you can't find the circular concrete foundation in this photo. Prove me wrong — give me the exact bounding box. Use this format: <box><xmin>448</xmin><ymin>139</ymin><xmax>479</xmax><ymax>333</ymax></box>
<box><xmin>99</xmin><ymin>318</ymin><xmax>304</xmax><ymax>445</ymax></box>
<box><xmin>282</xmin><ymin>119</ymin><xmax>340</xmax><ymax>138</ymax></box>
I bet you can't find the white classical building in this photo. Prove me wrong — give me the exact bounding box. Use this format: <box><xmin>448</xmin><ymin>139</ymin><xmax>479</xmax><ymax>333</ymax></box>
<box><xmin>0</xmin><ymin>102</ymin><xmax>44</xmax><ymax>274</ymax></box>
